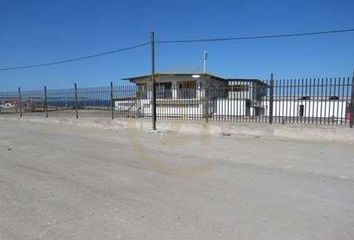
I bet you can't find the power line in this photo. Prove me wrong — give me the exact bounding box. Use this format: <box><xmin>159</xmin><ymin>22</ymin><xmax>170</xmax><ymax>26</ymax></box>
<box><xmin>0</xmin><ymin>42</ymin><xmax>150</xmax><ymax>71</ymax></box>
<box><xmin>157</xmin><ymin>28</ymin><xmax>354</xmax><ymax>44</ymax></box>
<box><xmin>1</xmin><ymin>28</ymin><xmax>353</xmax><ymax>71</ymax></box>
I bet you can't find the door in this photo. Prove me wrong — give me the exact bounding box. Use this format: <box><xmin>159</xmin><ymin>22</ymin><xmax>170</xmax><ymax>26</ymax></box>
<box><xmin>299</xmin><ymin>104</ymin><xmax>304</xmax><ymax>117</ymax></box>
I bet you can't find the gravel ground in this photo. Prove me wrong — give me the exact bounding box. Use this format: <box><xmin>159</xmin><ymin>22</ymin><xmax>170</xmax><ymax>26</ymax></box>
<box><xmin>0</xmin><ymin>118</ymin><xmax>353</xmax><ymax>240</ymax></box>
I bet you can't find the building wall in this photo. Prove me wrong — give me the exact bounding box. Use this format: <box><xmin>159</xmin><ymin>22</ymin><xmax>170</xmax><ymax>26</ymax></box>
<box><xmin>227</xmin><ymin>81</ymin><xmax>268</xmax><ymax>103</ymax></box>
<box><xmin>228</xmin><ymin>81</ymin><xmax>252</xmax><ymax>100</ymax></box>
<box><xmin>115</xmin><ymin>98</ymin><xmax>349</xmax><ymax>120</ymax></box>
<box><xmin>214</xmin><ymin>99</ymin><xmax>248</xmax><ymax>116</ymax></box>
<box><xmin>134</xmin><ymin>75</ymin><xmax>201</xmax><ymax>100</ymax></box>
<box><xmin>114</xmin><ymin>99</ymin><xmax>205</xmax><ymax>117</ymax></box>
<box><xmin>264</xmin><ymin>100</ymin><xmax>348</xmax><ymax>119</ymax></box>
<box><xmin>132</xmin><ymin>75</ymin><xmax>230</xmax><ymax>100</ymax></box>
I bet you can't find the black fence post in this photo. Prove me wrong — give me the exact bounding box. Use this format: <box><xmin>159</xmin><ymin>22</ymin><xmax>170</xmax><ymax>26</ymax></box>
<box><xmin>151</xmin><ymin>32</ymin><xmax>157</xmax><ymax>130</ymax></box>
<box><xmin>110</xmin><ymin>81</ymin><xmax>114</xmax><ymax>120</ymax></box>
<box><xmin>74</xmin><ymin>83</ymin><xmax>79</xmax><ymax>119</ymax></box>
<box><xmin>269</xmin><ymin>73</ymin><xmax>274</xmax><ymax>124</ymax></box>
<box><xmin>350</xmin><ymin>70</ymin><xmax>354</xmax><ymax>128</ymax></box>
<box><xmin>18</xmin><ymin>87</ymin><xmax>22</xmax><ymax>118</ymax></box>
<box><xmin>44</xmin><ymin>85</ymin><xmax>48</xmax><ymax>118</ymax></box>
<box><xmin>205</xmin><ymin>75</ymin><xmax>209</xmax><ymax>123</ymax></box>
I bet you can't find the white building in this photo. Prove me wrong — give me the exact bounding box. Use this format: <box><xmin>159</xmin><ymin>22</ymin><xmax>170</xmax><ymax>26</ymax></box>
<box><xmin>115</xmin><ymin>73</ymin><xmax>268</xmax><ymax>118</ymax></box>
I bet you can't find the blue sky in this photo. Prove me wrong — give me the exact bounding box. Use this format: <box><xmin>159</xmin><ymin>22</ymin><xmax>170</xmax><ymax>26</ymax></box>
<box><xmin>0</xmin><ymin>0</ymin><xmax>353</xmax><ymax>91</ymax></box>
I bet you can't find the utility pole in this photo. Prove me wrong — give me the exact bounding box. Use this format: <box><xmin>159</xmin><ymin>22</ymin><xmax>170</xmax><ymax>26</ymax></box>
<box><xmin>350</xmin><ymin>69</ymin><xmax>354</xmax><ymax>128</ymax></box>
<box><xmin>151</xmin><ymin>32</ymin><xmax>156</xmax><ymax>130</ymax></box>
<box><xmin>203</xmin><ymin>51</ymin><xmax>209</xmax><ymax>122</ymax></box>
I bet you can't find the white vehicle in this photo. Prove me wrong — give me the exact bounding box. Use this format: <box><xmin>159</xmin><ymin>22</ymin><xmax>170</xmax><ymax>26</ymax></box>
<box><xmin>0</xmin><ymin>102</ymin><xmax>16</xmax><ymax>109</ymax></box>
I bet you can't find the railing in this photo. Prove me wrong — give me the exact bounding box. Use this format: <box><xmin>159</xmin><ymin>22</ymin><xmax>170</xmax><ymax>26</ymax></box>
<box><xmin>1</xmin><ymin>76</ymin><xmax>353</xmax><ymax>128</ymax></box>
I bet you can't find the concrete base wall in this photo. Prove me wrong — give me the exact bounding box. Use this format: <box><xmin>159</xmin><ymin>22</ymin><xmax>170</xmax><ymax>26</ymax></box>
<box><xmin>1</xmin><ymin>115</ymin><xmax>353</xmax><ymax>143</ymax></box>
<box><xmin>134</xmin><ymin>119</ymin><xmax>354</xmax><ymax>143</ymax></box>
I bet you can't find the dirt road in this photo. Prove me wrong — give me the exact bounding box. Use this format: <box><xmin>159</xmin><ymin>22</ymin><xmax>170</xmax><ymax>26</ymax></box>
<box><xmin>0</xmin><ymin>118</ymin><xmax>353</xmax><ymax>239</ymax></box>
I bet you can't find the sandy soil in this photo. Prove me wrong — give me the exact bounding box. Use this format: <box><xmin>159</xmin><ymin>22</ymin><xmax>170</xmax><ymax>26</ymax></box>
<box><xmin>0</xmin><ymin>118</ymin><xmax>353</xmax><ymax>240</ymax></box>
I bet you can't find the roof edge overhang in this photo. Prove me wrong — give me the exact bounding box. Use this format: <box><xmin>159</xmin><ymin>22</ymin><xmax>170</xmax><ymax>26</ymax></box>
<box><xmin>227</xmin><ymin>78</ymin><xmax>269</xmax><ymax>86</ymax></box>
<box><xmin>121</xmin><ymin>72</ymin><xmax>225</xmax><ymax>81</ymax></box>
<box><xmin>121</xmin><ymin>73</ymin><xmax>268</xmax><ymax>86</ymax></box>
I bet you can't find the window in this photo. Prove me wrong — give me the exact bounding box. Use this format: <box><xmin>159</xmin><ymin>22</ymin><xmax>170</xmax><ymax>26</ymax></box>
<box><xmin>178</xmin><ymin>81</ymin><xmax>196</xmax><ymax>98</ymax></box>
<box><xmin>299</xmin><ymin>105</ymin><xmax>304</xmax><ymax>117</ymax></box>
<box><xmin>178</xmin><ymin>81</ymin><xmax>196</xmax><ymax>90</ymax></box>
<box><xmin>136</xmin><ymin>84</ymin><xmax>147</xmax><ymax>99</ymax></box>
<box><xmin>155</xmin><ymin>82</ymin><xmax>172</xmax><ymax>98</ymax></box>
<box><xmin>329</xmin><ymin>96</ymin><xmax>339</xmax><ymax>100</ymax></box>
<box><xmin>245</xmin><ymin>99</ymin><xmax>251</xmax><ymax>116</ymax></box>
<box><xmin>228</xmin><ymin>85</ymin><xmax>249</xmax><ymax>92</ymax></box>
<box><xmin>299</xmin><ymin>96</ymin><xmax>311</xmax><ymax>100</ymax></box>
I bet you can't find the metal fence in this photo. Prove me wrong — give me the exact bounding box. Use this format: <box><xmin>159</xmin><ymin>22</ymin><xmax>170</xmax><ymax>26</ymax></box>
<box><xmin>1</xmin><ymin>76</ymin><xmax>353</xmax><ymax>128</ymax></box>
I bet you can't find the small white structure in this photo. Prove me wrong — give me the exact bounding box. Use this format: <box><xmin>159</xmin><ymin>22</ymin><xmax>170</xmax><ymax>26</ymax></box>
<box><xmin>0</xmin><ymin>99</ymin><xmax>17</xmax><ymax>109</ymax></box>
<box><xmin>0</xmin><ymin>102</ymin><xmax>15</xmax><ymax>109</ymax></box>
<box><xmin>264</xmin><ymin>97</ymin><xmax>350</xmax><ymax>123</ymax></box>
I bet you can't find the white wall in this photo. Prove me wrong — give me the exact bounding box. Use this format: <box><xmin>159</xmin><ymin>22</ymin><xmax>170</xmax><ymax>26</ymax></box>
<box><xmin>115</xmin><ymin>99</ymin><xmax>204</xmax><ymax>117</ymax></box>
<box><xmin>265</xmin><ymin>100</ymin><xmax>347</xmax><ymax>118</ymax></box>
<box><xmin>115</xmin><ymin>99</ymin><xmax>349</xmax><ymax>119</ymax></box>
<box><xmin>214</xmin><ymin>99</ymin><xmax>247</xmax><ymax>116</ymax></box>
